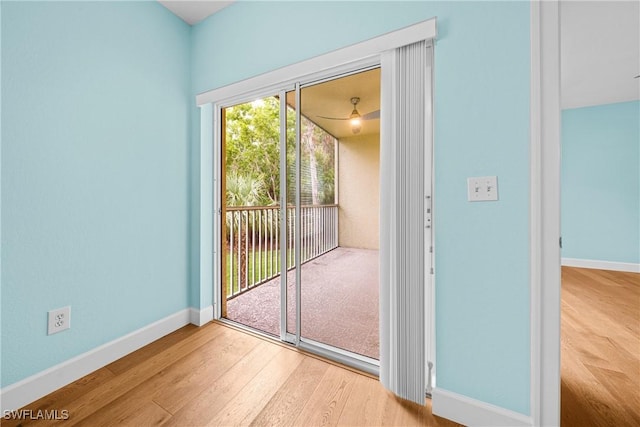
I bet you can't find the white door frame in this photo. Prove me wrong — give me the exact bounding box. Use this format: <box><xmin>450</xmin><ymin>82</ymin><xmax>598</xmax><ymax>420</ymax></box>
<box><xmin>530</xmin><ymin>1</ymin><xmax>561</xmax><ymax>426</ymax></box>
<box><xmin>199</xmin><ymin>17</ymin><xmax>437</xmax><ymax>373</ymax></box>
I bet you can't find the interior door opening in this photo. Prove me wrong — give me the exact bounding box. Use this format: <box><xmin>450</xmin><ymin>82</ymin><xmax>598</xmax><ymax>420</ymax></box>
<box><xmin>220</xmin><ymin>68</ymin><xmax>381</xmax><ymax>362</ymax></box>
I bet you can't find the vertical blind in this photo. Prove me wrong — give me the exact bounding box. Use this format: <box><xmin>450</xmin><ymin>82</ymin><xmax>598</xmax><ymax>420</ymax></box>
<box><xmin>380</xmin><ymin>39</ymin><xmax>429</xmax><ymax>405</ymax></box>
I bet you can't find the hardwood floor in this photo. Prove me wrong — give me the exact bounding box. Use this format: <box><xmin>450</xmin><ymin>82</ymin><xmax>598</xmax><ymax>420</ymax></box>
<box><xmin>3</xmin><ymin>322</ymin><xmax>458</xmax><ymax>426</ymax></box>
<box><xmin>5</xmin><ymin>267</ymin><xmax>637</xmax><ymax>426</ymax></box>
<box><xmin>561</xmin><ymin>267</ymin><xmax>640</xmax><ymax>427</ymax></box>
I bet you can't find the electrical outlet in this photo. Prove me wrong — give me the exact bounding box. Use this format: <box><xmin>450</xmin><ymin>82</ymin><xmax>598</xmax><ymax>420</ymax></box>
<box><xmin>48</xmin><ymin>306</ymin><xmax>71</xmax><ymax>335</ymax></box>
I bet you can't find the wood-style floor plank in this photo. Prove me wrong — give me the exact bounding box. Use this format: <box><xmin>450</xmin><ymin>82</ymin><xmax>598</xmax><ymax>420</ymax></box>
<box><xmin>73</xmin><ymin>325</ymin><xmax>259</xmax><ymax>426</ymax></box>
<box><xmin>49</xmin><ymin>322</ymin><xmax>229</xmax><ymax>426</ymax></box>
<box><xmin>561</xmin><ymin>267</ymin><xmax>640</xmax><ymax>427</ymax></box>
<box><xmin>105</xmin><ymin>325</ymin><xmax>200</xmax><ymax>375</ymax></box>
<box><xmin>585</xmin><ymin>365</ymin><xmax>640</xmax><ymax>426</ymax></box>
<box><xmin>75</xmin><ymin>400</ymin><xmax>172</xmax><ymax>427</ymax></box>
<box><xmin>292</xmin><ymin>364</ymin><xmax>357</xmax><ymax>426</ymax></box>
<box><xmin>163</xmin><ymin>340</ymin><xmax>289</xmax><ymax>426</ymax></box>
<box><xmin>0</xmin><ymin>367</ymin><xmax>115</xmax><ymax>427</ymax></box>
<box><xmin>335</xmin><ymin>373</ymin><xmax>396</xmax><ymax>426</ymax></box>
<box><xmin>152</xmin><ymin>329</ymin><xmax>263</xmax><ymax>414</ymax></box>
<box><xmin>249</xmin><ymin>356</ymin><xmax>330</xmax><ymax>427</ymax></box>
<box><xmin>202</xmin><ymin>349</ymin><xmax>306</xmax><ymax>427</ymax></box>
<box><xmin>4</xmin><ymin>267</ymin><xmax>637</xmax><ymax>426</ymax></box>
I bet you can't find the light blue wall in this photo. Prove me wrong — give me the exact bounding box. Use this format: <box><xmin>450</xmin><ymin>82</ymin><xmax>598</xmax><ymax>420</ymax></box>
<box><xmin>191</xmin><ymin>1</ymin><xmax>531</xmax><ymax>415</ymax></box>
<box><xmin>1</xmin><ymin>0</ymin><xmax>533</xmax><ymax>415</ymax></box>
<box><xmin>189</xmin><ymin>103</ymin><xmax>202</xmax><ymax>308</ymax></box>
<box><xmin>562</xmin><ymin>101</ymin><xmax>640</xmax><ymax>264</ymax></box>
<box><xmin>1</xmin><ymin>1</ymin><xmax>191</xmax><ymax>387</ymax></box>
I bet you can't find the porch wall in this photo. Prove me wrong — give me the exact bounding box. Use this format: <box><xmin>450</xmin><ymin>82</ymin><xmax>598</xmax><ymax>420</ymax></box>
<box><xmin>338</xmin><ymin>133</ymin><xmax>380</xmax><ymax>249</ymax></box>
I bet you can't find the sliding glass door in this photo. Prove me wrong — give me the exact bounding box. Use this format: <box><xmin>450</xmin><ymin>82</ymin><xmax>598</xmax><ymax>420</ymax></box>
<box><xmin>219</xmin><ymin>68</ymin><xmax>381</xmax><ymax>370</ymax></box>
<box><xmin>207</xmin><ymin>23</ymin><xmax>435</xmax><ymax>405</ymax></box>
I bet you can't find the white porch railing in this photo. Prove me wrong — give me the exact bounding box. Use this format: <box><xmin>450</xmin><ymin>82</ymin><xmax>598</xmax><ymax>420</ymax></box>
<box><xmin>225</xmin><ymin>204</ymin><xmax>338</xmax><ymax>299</ymax></box>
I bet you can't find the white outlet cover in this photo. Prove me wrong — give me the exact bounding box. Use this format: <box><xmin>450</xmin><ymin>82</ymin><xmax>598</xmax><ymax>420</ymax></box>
<box><xmin>467</xmin><ymin>176</ymin><xmax>499</xmax><ymax>202</ymax></box>
<box><xmin>48</xmin><ymin>306</ymin><xmax>71</xmax><ymax>335</ymax></box>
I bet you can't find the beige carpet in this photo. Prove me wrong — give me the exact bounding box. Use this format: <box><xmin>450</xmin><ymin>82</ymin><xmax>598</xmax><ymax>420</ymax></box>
<box><xmin>226</xmin><ymin>247</ymin><xmax>379</xmax><ymax>359</ymax></box>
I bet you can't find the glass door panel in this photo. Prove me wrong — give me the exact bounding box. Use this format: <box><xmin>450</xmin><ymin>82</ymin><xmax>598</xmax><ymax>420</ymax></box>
<box><xmin>221</xmin><ymin>95</ymin><xmax>282</xmax><ymax>338</ymax></box>
<box><xmin>298</xmin><ymin>68</ymin><xmax>381</xmax><ymax>360</ymax></box>
<box><xmin>218</xmin><ymin>68</ymin><xmax>381</xmax><ymax>364</ymax></box>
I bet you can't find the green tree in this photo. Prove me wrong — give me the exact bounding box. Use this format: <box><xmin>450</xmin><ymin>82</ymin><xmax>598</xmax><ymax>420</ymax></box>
<box><xmin>225</xmin><ymin>96</ymin><xmax>336</xmax><ymax>208</ymax></box>
<box><xmin>225</xmin><ymin>97</ymin><xmax>281</xmax><ymax>206</ymax></box>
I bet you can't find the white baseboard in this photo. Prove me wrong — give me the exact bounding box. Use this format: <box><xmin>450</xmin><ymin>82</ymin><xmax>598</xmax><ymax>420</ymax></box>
<box><xmin>190</xmin><ymin>305</ymin><xmax>213</xmax><ymax>326</ymax></box>
<box><xmin>1</xmin><ymin>308</ymin><xmax>192</xmax><ymax>412</ymax></box>
<box><xmin>432</xmin><ymin>388</ymin><xmax>532</xmax><ymax>427</ymax></box>
<box><xmin>561</xmin><ymin>258</ymin><xmax>640</xmax><ymax>273</ymax></box>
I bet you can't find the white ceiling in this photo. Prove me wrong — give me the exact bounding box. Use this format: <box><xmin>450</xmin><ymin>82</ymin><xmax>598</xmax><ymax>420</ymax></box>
<box><xmin>160</xmin><ymin>1</ymin><xmax>640</xmax><ymax>109</ymax></box>
<box><xmin>561</xmin><ymin>0</ymin><xmax>640</xmax><ymax>109</ymax></box>
<box><xmin>158</xmin><ymin>0</ymin><xmax>234</xmax><ymax>25</ymax></box>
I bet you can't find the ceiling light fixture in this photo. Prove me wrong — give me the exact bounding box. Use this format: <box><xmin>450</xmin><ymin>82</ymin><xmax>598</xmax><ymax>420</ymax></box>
<box><xmin>349</xmin><ymin>98</ymin><xmax>362</xmax><ymax>134</ymax></box>
<box><xmin>317</xmin><ymin>97</ymin><xmax>381</xmax><ymax>135</ymax></box>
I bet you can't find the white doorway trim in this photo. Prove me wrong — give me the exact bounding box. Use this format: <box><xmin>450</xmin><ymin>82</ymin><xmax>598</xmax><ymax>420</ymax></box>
<box><xmin>196</xmin><ymin>19</ymin><xmax>436</xmax><ymax>107</ymax></box>
<box><xmin>530</xmin><ymin>1</ymin><xmax>561</xmax><ymax>426</ymax></box>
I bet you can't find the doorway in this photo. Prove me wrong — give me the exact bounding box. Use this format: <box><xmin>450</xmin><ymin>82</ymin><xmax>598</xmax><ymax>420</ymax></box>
<box><xmin>220</xmin><ymin>68</ymin><xmax>381</xmax><ymax>363</ymax></box>
<box><xmin>202</xmin><ymin>20</ymin><xmax>436</xmax><ymax>399</ymax></box>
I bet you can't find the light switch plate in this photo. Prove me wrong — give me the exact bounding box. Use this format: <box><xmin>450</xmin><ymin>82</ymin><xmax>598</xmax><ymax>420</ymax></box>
<box><xmin>467</xmin><ymin>176</ymin><xmax>498</xmax><ymax>201</ymax></box>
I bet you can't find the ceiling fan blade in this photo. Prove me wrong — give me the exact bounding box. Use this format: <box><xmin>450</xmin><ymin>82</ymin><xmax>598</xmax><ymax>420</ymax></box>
<box><xmin>317</xmin><ymin>115</ymin><xmax>350</xmax><ymax>121</ymax></box>
<box><xmin>362</xmin><ymin>110</ymin><xmax>380</xmax><ymax>120</ymax></box>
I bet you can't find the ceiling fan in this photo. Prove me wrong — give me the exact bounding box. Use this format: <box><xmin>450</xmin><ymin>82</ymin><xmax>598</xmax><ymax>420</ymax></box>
<box><xmin>318</xmin><ymin>97</ymin><xmax>380</xmax><ymax>134</ymax></box>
